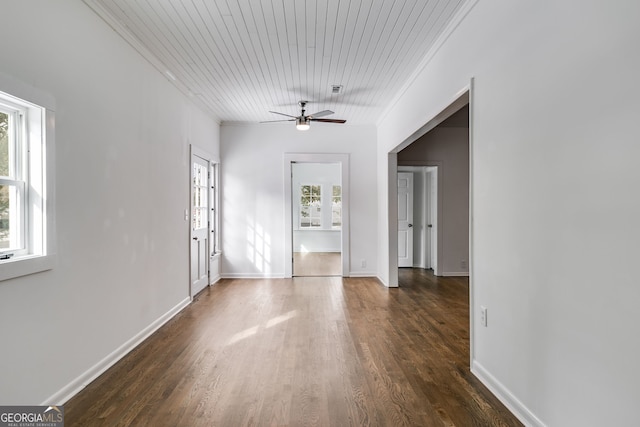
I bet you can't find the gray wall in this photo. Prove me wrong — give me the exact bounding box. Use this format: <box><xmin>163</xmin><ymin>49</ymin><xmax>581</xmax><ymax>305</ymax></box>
<box><xmin>398</xmin><ymin>127</ymin><xmax>469</xmax><ymax>275</ymax></box>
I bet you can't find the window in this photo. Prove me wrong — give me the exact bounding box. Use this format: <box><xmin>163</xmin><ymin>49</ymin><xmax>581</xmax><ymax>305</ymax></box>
<box><xmin>0</xmin><ymin>85</ymin><xmax>54</xmax><ymax>281</ymax></box>
<box><xmin>210</xmin><ymin>163</ymin><xmax>219</xmax><ymax>256</ymax></box>
<box><xmin>332</xmin><ymin>185</ymin><xmax>342</xmax><ymax>229</ymax></box>
<box><xmin>300</xmin><ymin>184</ymin><xmax>321</xmax><ymax>228</ymax></box>
<box><xmin>0</xmin><ymin>107</ymin><xmax>25</xmax><ymax>253</ymax></box>
<box><xmin>192</xmin><ymin>161</ymin><xmax>208</xmax><ymax>231</ymax></box>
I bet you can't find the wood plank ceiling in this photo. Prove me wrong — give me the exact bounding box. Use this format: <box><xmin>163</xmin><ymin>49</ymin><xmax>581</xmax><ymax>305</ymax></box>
<box><xmin>84</xmin><ymin>0</ymin><xmax>469</xmax><ymax>125</ymax></box>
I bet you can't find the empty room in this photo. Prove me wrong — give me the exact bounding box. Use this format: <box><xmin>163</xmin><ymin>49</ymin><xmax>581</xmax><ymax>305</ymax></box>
<box><xmin>0</xmin><ymin>1</ymin><xmax>639</xmax><ymax>426</ymax></box>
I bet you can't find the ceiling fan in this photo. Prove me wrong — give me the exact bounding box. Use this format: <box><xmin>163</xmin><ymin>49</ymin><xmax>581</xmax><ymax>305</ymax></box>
<box><xmin>261</xmin><ymin>101</ymin><xmax>346</xmax><ymax>131</ymax></box>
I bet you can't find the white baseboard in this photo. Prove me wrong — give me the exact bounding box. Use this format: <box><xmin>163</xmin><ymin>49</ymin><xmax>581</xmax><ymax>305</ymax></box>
<box><xmin>42</xmin><ymin>297</ymin><xmax>191</xmax><ymax>406</ymax></box>
<box><xmin>442</xmin><ymin>271</ymin><xmax>469</xmax><ymax>277</ymax></box>
<box><xmin>221</xmin><ymin>273</ymin><xmax>285</xmax><ymax>279</ymax></box>
<box><xmin>221</xmin><ymin>272</ymin><xmax>377</xmax><ymax>279</ymax></box>
<box><xmin>472</xmin><ymin>360</ymin><xmax>546</xmax><ymax>427</ymax></box>
<box><xmin>348</xmin><ymin>271</ymin><xmax>377</xmax><ymax>277</ymax></box>
<box><xmin>376</xmin><ymin>275</ymin><xmax>398</xmax><ymax>288</ymax></box>
<box><xmin>210</xmin><ymin>274</ymin><xmax>221</xmax><ymax>285</ymax></box>
<box><xmin>293</xmin><ymin>249</ymin><xmax>341</xmax><ymax>253</ymax></box>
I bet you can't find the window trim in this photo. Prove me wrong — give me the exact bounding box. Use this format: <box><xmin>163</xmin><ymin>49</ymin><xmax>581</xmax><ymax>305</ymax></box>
<box><xmin>0</xmin><ymin>100</ymin><xmax>28</xmax><ymax>255</ymax></box>
<box><xmin>0</xmin><ymin>73</ymin><xmax>56</xmax><ymax>282</ymax></box>
<box><xmin>210</xmin><ymin>162</ymin><xmax>220</xmax><ymax>256</ymax></box>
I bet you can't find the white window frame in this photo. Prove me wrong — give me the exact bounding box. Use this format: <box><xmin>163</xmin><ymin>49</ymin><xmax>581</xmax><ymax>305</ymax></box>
<box><xmin>299</xmin><ymin>184</ymin><xmax>322</xmax><ymax>229</ymax></box>
<box><xmin>331</xmin><ymin>185</ymin><xmax>342</xmax><ymax>229</ymax></box>
<box><xmin>0</xmin><ymin>102</ymin><xmax>27</xmax><ymax>254</ymax></box>
<box><xmin>0</xmin><ymin>75</ymin><xmax>56</xmax><ymax>282</ymax></box>
<box><xmin>210</xmin><ymin>162</ymin><xmax>220</xmax><ymax>256</ymax></box>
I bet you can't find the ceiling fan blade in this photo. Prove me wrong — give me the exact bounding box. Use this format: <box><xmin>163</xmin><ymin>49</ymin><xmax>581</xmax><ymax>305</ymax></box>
<box><xmin>310</xmin><ymin>118</ymin><xmax>347</xmax><ymax>123</ymax></box>
<box><xmin>269</xmin><ymin>111</ymin><xmax>298</xmax><ymax>118</ymax></box>
<box><xmin>260</xmin><ymin>119</ymin><xmax>296</xmax><ymax>123</ymax></box>
<box><xmin>308</xmin><ymin>110</ymin><xmax>334</xmax><ymax>118</ymax></box>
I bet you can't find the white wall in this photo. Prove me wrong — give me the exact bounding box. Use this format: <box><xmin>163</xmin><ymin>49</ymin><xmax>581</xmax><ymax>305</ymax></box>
<box><xmin>377</xmin><ymin>0</ymin><xmax>640</xmax><ymax>425</ymax></box>
<box><xmin>293</xmin><ymin>230</ymin><xmax>341</xmax><ymax>253</ymax></box>
<box><xmin>399</xmin><ymin>127</ymin><xmax>469</xmax><ymax>275</ymax></box>
<box><xmin>0</xmin><ymin>1</ymin><xmax>219</xmax><ymax>405</ymax></box>
<box><xmin>292</xmin><ymin>162</ymin><xmax>342</xmax><ymax>253</ymax></box>
<box><xmin>220</xmin><ymin>123</ymin><xmax>377</xmax><ymax>277</ymax></box>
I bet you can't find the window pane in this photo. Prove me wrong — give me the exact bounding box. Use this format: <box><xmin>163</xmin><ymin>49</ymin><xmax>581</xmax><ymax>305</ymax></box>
<box><xmin>0</xmin><ymin>185</ymin><xmax>9</xmax><ymax>248</ymax></box>
<box><xmin>300</xmin><ymin>206</ymin><xmax>310</xmax><ymax>227</ymax></box>
<box><xmin>0</xmin><ymin>112</ymin><xmax>8</xmax><ymax>177</ymax></box>
<box><xmin>0</xmin><ymin>184</ymin><xmax>20</xmax><ymax>249</ymax></box>
<box><xmin>300</xmin><ymin>184</ymin><xmax>322</xmax><ymax>228</ymax></box>
<box><xmin>332</xmin><ymin>206</ymin><xmax>342</xmax><ymax>228</ymax></box>
<box><xmin>332</xmin><ymin>185</ymin><xmax>341</xmax><ymax>228</ymax></box>
<box><xmin>192</xmin><ymin>162</ymin><xmax>209</xmax><ymax>231</ymax></box>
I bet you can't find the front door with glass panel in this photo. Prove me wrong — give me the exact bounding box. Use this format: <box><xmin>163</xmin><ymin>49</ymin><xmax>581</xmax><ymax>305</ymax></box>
<box><xmin>191</xmin><ymin>155</ymin><xmax>209</xmax><ymax>296</ymax></box>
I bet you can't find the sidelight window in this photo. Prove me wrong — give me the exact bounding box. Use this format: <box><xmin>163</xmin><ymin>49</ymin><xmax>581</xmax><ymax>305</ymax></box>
<box><xmin>332</xmin><ymin>185</ymin><xmax>342</xmax><ymax>229</ymax></box>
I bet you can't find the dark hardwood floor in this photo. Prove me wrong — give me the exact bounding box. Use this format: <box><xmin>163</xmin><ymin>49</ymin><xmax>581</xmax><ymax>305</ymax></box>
<box><xmin>65</xmin><ymin>270</ymin><xmax>521</xmax><ymax>426</ymax></box>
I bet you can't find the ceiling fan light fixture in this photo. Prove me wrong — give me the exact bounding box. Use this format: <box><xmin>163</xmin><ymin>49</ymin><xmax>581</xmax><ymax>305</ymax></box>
<box><xmin>296</xmin><ymin>117</ymin><xmax>310</xmax><ymax>131</ymax></box>
<box><xmin>262</xmin><ymin>101</ymin><xmax>345</xmax><ymax>129</ymax></box>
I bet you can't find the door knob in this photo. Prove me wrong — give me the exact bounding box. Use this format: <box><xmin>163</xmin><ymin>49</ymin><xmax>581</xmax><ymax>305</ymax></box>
<box><xmin>192</xmin><ymin>237</ymin><xmax>198</xmax><ymax>240</ymax></box>
<box><xmin>408</xmin><ymin>224</ymin><xmax>413</xmax><ymax>228</ymax></box>
<box><xmin>427</xmin><ymin>224</ymin><xmax>432</xmax><ymax>228</ymax></box>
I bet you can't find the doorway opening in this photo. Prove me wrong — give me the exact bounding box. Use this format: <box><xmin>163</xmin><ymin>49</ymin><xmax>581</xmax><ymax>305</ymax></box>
<box><xmin>292</xmin><ymin>162</ymin><xmax>342</xmax><ymax>276</ymax></box>
<box><xmin>396</xmin><ymin>104</ymin><xmax>469</xmax><ymax>278</ymax></box>
<box><xmin>284</xmin><ymin>153</ymin><xmax>350</xmax><ymax>278</ymax></box>
<box><xmin>397</xmin><ymin>166</ymin><xmax>439</xmax><ymax>272</ymax></box>
<box><xmin>387</xmin><ymin>83</ymin><xmax>474</xmax><ymax>370</ymax></box>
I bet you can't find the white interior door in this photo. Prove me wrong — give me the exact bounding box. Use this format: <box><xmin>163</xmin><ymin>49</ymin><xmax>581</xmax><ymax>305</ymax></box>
<box><xmin>424</xmin><ymin>170</ymin><xmax>432</xmax><ymax>270</ymax></box>
<box><xmin>191</xmin><ymin>155</ymin><xmax>209</xmax><ymax>296</ymax></box>
<box><xmin>424</xmin><ymin>166</ymin><xmax>438</xmax><ymax>270</ymax></box>
<box><xmin>398</xmin><ymin>172</ymin><xmax>414</xmax><ymax>267</ymax></box>
<box><xmin>428</xmin><ymin>167</ymin><xmax>438</xmax><ymax>272</ymax></box>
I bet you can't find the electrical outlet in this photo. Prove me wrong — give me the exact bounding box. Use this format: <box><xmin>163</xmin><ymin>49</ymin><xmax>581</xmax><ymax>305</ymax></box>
<box><xmin>361</xmin><ymin>259</ymin><xmax>367</xmax><ymax>268</ymax></box>
<box><xmin>480</xmin><ymin>306</ymin><xmax>487</xmax><ymax>327</ymax></box>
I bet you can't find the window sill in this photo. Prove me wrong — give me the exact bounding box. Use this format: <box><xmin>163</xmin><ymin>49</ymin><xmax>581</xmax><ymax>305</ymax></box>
<box><xmin>0</xmin><ymin>253</ymin><xmax>56</xmax><ymax>282</ymax></box>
